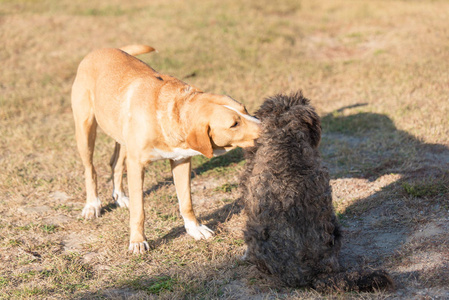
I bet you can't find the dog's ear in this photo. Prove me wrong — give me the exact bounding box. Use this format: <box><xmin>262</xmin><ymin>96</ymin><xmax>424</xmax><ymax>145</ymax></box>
<box><xmin>186</xmin><ymin>123</ymin><xmax>214</xmax><ymax>158</ymax></box>
<box><xmin>306</xmin><ymin>108</ymin><xmax>322</xmax><ymax>148</ymax></box>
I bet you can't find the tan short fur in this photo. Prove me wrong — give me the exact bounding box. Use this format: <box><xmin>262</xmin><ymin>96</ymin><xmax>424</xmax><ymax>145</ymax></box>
<box><xmin>71</xmin><ymin>45</ymin><xmax>260</xmax><ymax>253</ymax></box>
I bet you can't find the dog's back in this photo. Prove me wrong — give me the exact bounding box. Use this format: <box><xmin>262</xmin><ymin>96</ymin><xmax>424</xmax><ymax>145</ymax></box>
<box><xmin>241</xmin><ymin>92</ymin><xmax>393</xmax><ymax>292</ymax></box>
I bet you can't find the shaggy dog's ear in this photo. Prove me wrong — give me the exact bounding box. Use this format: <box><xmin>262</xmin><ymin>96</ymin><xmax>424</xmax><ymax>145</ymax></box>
<box><xmin>301</xmin><ymin>106</ymin><xmax>322</xmax><ymax>148</ymax></box>
<box><xmin>186</xmin><ymin>122</ymin><xmax>214</xmax><ymax>158</ymax></box>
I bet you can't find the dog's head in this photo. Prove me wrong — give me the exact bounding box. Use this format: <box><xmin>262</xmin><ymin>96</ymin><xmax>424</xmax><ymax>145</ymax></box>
<box><xmin>256</xmin><ymin>91</ymin><xmax>321</xmax><ymax>148</ymax></box>
<box><xmin>186</xmin><ymin>94</ymin><xmax>261</xmax><ymax>158</ymax></box>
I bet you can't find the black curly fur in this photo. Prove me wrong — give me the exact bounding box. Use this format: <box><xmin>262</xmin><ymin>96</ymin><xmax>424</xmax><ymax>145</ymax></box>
<box><xmin>240</xmin><ymin>92</ymin><xmax>393</xmax><ymax>292</ymax></box>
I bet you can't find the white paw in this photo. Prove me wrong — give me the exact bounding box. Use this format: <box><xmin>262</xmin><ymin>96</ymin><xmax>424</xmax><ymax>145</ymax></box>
<box><xmin>81</xmin><ymin>198</ymin><xmax>101</xmax><ymax>219</ymax></box>
<box><xmin>240</xmin><ymin>248</ymin><xmax>249</xmax><ymax>261</ymax></box>
<box><xmin>184</xmin><ymin>220</ymin><xmax>214</xmax><ymax>240</ymax></box>
<box><xmin>128</xmin><ymin>241</ymin><xmax>150</xmax><ymax>254</ymax></box>
<box><xmin>113</xmin><ymin>190</ymin><xmax>129</xmax><ymax>208</ymax></box>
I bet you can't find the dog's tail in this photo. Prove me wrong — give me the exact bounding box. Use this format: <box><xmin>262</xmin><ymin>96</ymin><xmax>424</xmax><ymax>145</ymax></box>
<box><xmin>119</xmin><ymin>44</ymin><xmax>156</xmax><ymax>56</ymax></box>
<box><xmin>311</xmin><ymin>270</ymin><xmax>394</xmax><ymax>293</ymax></box>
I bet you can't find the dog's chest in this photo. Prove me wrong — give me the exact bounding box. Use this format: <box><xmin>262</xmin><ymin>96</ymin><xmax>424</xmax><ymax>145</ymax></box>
<box><xmin>150</xmin><ymin>148</ymin><xmax>202</xmax><ymax>161</ymax></box>
<box><xmin>149</xmin><ymin>147</ymin><xmax>230</xmax><ymax>161</ymax></box>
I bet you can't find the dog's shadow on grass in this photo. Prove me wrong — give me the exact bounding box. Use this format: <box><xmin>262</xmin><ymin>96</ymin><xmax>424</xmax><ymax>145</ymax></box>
<box><xmin>320</xmin><ymin>104</ymin><xmax>406</xmax><ymax>181</ymax></box>
<box><xmin>320</xmin><ymin>104</ymin><xmax>449</xmax><ymax>270</ymax></box>
<box><xmin>320</xmin><ymin>103</ymin><xmax>449</xmax><ymax>188</ymax></box>
<box><xmin>149</xmin><ymin>200</ymin><xmax>243</xmax><ymax>249</ymax></box>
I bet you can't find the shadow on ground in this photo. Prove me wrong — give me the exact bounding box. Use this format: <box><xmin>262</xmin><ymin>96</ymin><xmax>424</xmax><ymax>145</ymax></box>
<box><xmin>147</xmin><ymin>200</ymin><xmax>243</xmax><ymax>250</ymax></box>
<box><xmin>319</xmin><ymin>105</ymin><xmax>449</xmax><ymax>292</ymax></box>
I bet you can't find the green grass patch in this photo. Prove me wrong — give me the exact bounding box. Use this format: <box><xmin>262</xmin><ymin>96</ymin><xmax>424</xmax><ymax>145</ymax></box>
<box><xmin>8</xmin><ymin>239</ymin><xmax>22</xmax><ymax>247</ymax></box>
<box><xmin>127</xmin><ymin>275</ymin><xmax>178</xmax><ymax>295</ymax></box>
<box><xmin>147</xmin><ymin>276</ymin><xmax>177</xmax><ymax>294</ymax></box>
<box><xmin>0</xmin><ymin>276</ymin><xmax>9</xmax><ymax>287</ymax></box>
<box><xmin>214</xmin><ymin>183</ymin><xmax>238</xmax><ymax>193</ymax></box>
<box><xmin>13</xmin><ymin>286</ymin><xmax>45</xmax><ymax>297</ymax></box>
<box><xmin>53</xmin><ymin>204</ymin><xmax>74</xmax><ymax>212</ymax></box>
<box><xmin>156</xmin><ymin>212</ymin><xmax>178</xmax><ymax>222</ymax></box>
<box><xmin>16</xmin><ymin>223</ymin><xmax>32</xmax><ymax>231</ymax></box>
<box><xmin>40</xmin><ymin>224</ymin><xmax>58</xmax><ymax>234</ymax></box>
<box><xmin>402</xmin><ymin>181</ymin><xmax>448</xmax><ymax>198</ymax></box>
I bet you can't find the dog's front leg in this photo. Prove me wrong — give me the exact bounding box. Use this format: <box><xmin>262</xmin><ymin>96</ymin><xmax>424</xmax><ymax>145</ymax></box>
<box><xmin>170</xmin><ymin>158</ymin><xmax>214</xmax><ymax>240</ymax></box>
<box><xmin>127</xmin><ymin>158</ymin><xmax>149</xmax><ymax>254</ymax></box>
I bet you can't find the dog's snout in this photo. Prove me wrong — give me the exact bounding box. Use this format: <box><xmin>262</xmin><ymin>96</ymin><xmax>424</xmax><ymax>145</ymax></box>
<box><xmin>252</xmin><ymin>120</ymin><xmax>262</xmax><ymax>139</ymax></box>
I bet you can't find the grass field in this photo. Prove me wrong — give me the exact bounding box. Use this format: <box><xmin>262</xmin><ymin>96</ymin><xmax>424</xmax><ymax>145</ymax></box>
<box><xmin>1</xmin><ymin>0</ymin><xmax>449</xmax><ymax>298</ymax></box>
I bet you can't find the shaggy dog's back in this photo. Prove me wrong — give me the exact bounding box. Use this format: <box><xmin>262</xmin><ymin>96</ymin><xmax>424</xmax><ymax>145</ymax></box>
<box><xmin>241</xmin><ymin>92</ymin><xmax>393</xmax><ymax>292</ymax></box>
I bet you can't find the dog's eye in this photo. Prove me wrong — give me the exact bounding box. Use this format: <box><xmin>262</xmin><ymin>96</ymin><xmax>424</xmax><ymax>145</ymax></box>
<box><xmin>230</xmin><ymin>121</ymin><xmax>240</xmax><ymax>128</ymax></box>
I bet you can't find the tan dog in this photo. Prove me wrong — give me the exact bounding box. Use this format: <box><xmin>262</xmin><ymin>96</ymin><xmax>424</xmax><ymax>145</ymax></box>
<box><xmin>71</xmin><ymin>45</ymin><xmax>260</xmax><ymax>253</ymax></box>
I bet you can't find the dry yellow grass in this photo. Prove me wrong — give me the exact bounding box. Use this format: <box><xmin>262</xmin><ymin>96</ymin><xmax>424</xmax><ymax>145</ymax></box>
<box><xmin>1</xmin><ymin>0</ymin><xmax>448</xmax><ymax>298</ymax></box>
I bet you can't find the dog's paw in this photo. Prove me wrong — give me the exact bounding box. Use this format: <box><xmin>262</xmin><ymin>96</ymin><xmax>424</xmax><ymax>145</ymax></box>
<box><xmin>185</xmin><ymin>220</ymin><xmax>214</xmax><ymax>240</ymax></box>
<box><xmin>113</xmin><ymin>191</ymin><xmax>129</xmax><ymax>208</ymax></box>
<box><xmin>128</xmin><ymin>241</ymin><xmax>150</xmax><ymax>254</ymax></box>
<box><xmin>240</xmin><ymin>248</ymin><xmax>249</xmax><ymax>261</ymax></box>
<box><xmin>81</xmin><ymin>198</ymin><xmax>101</xmax><ymax>219</ymax></box>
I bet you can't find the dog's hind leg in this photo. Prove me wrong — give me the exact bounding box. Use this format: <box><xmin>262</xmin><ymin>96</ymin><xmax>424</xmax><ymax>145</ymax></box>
<box><xmin>72</xmin><ymin>88</ymin><xmax>102</xmax><ymax>219</ymax></box>
<box><xmin>110</xmin><ymin>142</ymin><xmax>129</xmax><ymax>208</ymax></box>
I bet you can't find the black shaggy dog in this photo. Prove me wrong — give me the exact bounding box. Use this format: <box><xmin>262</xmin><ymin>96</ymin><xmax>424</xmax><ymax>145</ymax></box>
<box><xmin>240</xmin><ymin>92</ymin><xmax>393</xmax><ymax>292</ymax></box>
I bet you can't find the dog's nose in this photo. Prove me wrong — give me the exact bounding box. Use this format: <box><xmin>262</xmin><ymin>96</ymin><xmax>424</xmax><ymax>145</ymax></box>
<box><xmin>253</xmin><ymin>122</ymin><xmax>261</xmax><ymax>139</ymax></box>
